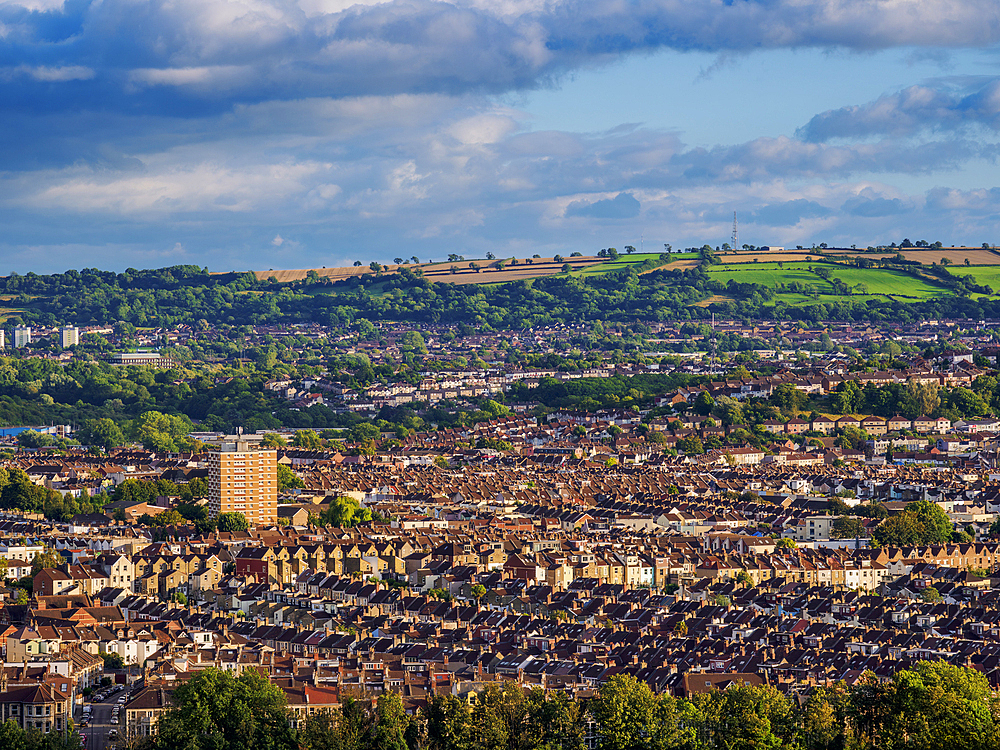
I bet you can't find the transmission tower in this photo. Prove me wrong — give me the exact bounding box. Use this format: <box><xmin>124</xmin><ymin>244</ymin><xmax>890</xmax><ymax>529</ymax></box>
<box><xmin>731</xmin><ymin>211</ymin><xmax>739</xmax><ymax>252</ymax></box>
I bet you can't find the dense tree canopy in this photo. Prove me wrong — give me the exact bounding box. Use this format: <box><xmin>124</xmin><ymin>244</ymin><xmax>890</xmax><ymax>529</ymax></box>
<box><xmin>151</xmin><ymin>668</ymin><xmax>296</xmax><ymax>750</ymax></box>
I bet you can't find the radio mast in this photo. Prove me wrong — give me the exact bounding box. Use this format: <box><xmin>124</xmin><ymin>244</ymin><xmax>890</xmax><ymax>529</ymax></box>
<box><xmin>731</xmin><ymin>211</ymin><xmax>739</xmax><ymax>252</ymax></box>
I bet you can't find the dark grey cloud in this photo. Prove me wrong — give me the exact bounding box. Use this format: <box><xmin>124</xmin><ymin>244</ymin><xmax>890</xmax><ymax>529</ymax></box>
<box><xmin>2</xmin><ymin>0</ymin><xmax>999</xmax><ymax>121</ymax></box>
<box><xmin>566</xmin><ymin>192</ymin><xmax>640</xmax><ymax>219</ymax></box>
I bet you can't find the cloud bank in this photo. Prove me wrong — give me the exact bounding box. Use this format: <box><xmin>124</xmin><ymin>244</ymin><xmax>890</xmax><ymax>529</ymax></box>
<box><xmin>0</xmin><ymin>0</ymin><xmax>999</xmax><ymax>271</ymax></box>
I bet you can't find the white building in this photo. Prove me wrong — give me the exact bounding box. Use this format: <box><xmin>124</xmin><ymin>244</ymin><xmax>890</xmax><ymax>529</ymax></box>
<box><xmin>60</xmin><ymin>326</ymin><xmax>79</xmax><ymax>348</ymax></box>
<box><xmin>13</xmin><ymin>326</ymin><xmax>31</xmax><ymax>348</ymax></box>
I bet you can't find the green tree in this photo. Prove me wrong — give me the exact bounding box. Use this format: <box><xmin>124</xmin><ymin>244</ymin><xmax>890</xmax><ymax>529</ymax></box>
<box><xmin>151</xmin><ymin>667</ymin><xmax>296</xmax><ymax>750</ymax></box>
<box><xmin>349</xmin><ymin>422</ymin><xmax>381</xmax><ymax>443</ymax></box>
<box><xmin>425</xmin><ymin>694</ymin><xmax>472</xmax><ymax>750</ymax></box>
<box><xmin>321</xmin><ymin>496</ymin><xmax>372</xmax><ymax>528</ymax></box>
<box><xmin>31</xmin><ymin>547</ymin><xmax>63</xmax><ymax>574</ymax></box>
<box><xmin>677</xmin><ymin>435</ymin><xmax>704</xmax><ymax>455</ymax></box>
<box><xmin>217</xmin><ymin>511</ymin><xmax>249</xmax><ymax>532</ymax></box>
<box><xmin>277</xmin><ymin>464</ymin><xmax>305</xmax><ymax>491</ymax></box>
<box><xmin>365</xmin><ymin>692</ymin><xmax>410</xmax><ymax>750</ymax></box>
<box><xmin>100</xmin><ymin>651</ymin><xmax>125</xmax><ymax>670</ymax></box>
<box><xmin>922</xmin><ymin>586</ymin><xmax>942</xmax><ymax>602</ymax></box>
<box><xmin>831</xmin><ymin>516</ymin><xmax>865</xmax><ymax>539</ymax></box>
<box><xmin>133</xmin><ymin>410</ymin><xmax>194</xmax><ymax>452</ymax></box>
<box><xmin>692</xmin><ymin>682</ymin><xmax>799</xmax><ymax>750</ymax></box>
<box><xmin>261</xmin><ymin>432</ymin><xmax>288</xmax><ymax>448</ymax></box>
<box><xmin>16</xmin><ymin>430</ymin><xmax>54</xmax><ymax>449</ymax></box>
<box><xmin>292</xmin><ymin>430</ymin><xmax>323</xmax><ymax>449</ymax></box>
<box><xmin>77</xmin><ymin>418</ymin><xmax>126</xmax><ymax>449</ymax></box>
<box><xmin>590</xmin><ymin>674</ymin><xmax>661</xmax><ymax>750</ymax></box>
<box><xmin>693</xmin><ymin>391</ymin><xmax>715</xmax><ymax>415</ymax></box>
<box><xmin>874</xmin><ymin>500</ymin><xmax>952</xmax><ymax>546</ymax></box>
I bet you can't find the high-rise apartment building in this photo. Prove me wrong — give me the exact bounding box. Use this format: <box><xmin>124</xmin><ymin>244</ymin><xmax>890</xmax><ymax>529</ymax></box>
<box><xmin>0</xmin><ymin>329</ymin><xmax>5</xmax><ymax>349</ymax></box>
<box><xmin>207</xmin><ymin>434</ymin><xmax>277</xmax><ymax>527</ymax></box>
<box><xmin>60</xmin><ymin>326</ymin><xmax>79</xmax><ymax>348</ymax></box>
<box><xmin>13</xmin><ymin>327</ymin><xmax>31</xmax><ymax>348</ymax></box>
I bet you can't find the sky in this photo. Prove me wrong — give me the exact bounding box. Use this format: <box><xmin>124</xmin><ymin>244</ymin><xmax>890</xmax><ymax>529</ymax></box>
<box><xmin>2</xmin><ymin>0</ymin><xmax>1000</xmax><ymax>273</ymax></box>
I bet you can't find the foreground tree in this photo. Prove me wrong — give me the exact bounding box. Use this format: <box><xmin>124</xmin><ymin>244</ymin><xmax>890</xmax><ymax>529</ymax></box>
<box><xmin>150</xmin><ymin>668</ymin><xmax>297</xmax><ymax>750</ymax></box>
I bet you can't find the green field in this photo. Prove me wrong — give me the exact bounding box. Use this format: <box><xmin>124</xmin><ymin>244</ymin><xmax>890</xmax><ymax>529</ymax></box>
<box><xmin>704</xmin><ymin>261</ymin><xmax>956</xmax><ymax>304</ymax></box>
<box><xmin>950</xmin><ymin>265</ymin><xmax>1000</xmax><ymax>291</ymax></box>
<box><xmin>827</xmin><ymin>266</ymin><xmax>950</xmax><ymax>298</ymax></box>
<box><xmin>571</xmin><ymin>253</ymin><xmax>667</xmax><ymax>277</ymax></box>
<box><xmin>705</xmin><ymin>262</ymin><xmax>825</xmax><ymax>288</ymax></box>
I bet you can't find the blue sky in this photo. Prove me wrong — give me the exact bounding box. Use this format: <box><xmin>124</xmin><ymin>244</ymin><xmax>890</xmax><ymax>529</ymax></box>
<box><xmin>2</xmin><ymin>0</ymin><xmax>1000</xmax><ymax>273</ymax></box>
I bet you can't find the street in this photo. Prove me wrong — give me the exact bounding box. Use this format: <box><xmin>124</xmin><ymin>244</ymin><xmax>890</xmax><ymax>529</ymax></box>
<box><xmin>77</xmin><ymin>692</ymin><xmax>123</xmax><ymax>750</ymax></box>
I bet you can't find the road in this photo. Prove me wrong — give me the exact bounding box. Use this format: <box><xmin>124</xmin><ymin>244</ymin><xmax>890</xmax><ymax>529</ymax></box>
<box><xmin>77</xmin><ymin>691</ymin><xmax>124</xmax><ymax>750</ymax></box>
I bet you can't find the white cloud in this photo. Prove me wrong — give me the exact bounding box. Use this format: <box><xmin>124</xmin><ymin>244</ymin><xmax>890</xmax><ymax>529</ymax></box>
<box><xmin>15</xmin><ymin>157</ymin><xmax>331</xmax><ymax>215</ymax></box>
<box><xmin>19</xmin><ymin>65</ymin><xmax>95</xmax><ymax>81</ymax></box>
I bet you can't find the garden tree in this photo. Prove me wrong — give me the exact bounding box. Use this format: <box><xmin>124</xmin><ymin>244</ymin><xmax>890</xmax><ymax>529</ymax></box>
<box><xmin>524</xmin><ymin>688</ymin><xmax>586</xmax><ymax>750</ymax></box>
<box><xmin>848</xmin><ymin>664</ymin><xmax>999</xmax><ymax>750</ymax></box>
<box><xmin>31</xmin><ymin>547</ymin><xmax>63</xmax><ymax>574</ymax></box>
<box><xmin>922</xmin><ymin>586</ymin><xmax>942</xmax><ymax>602</ymax></box>
<box><xmin>470</xmin><ymin>584</ymin><xmax>487</xmax><ymax>601</ymax></box>
<box><xmin>276</xmin><ymin>464</ymin><xmax>305</xmax><ymax>491</ymax></box>
<box><xmin>151</xmin><ymin>667</ymin><xmax>297</xmax><ymax>750</ymax></box>
<box><xmin>182</xmin><ymin>477</ymin><xmax>209</xmax><ymax>500</ymax></box>
<box><xmin>261</xmin><ymin>432</ymin><xmax>287</xmax><ymax>448</ymax></box>
<box><xmin>677</xmin><ymin>435</ymin><xmax>704</xmax><ymax>455</ymax></box>
<box><xmin>299</xmin><ymin>710</ymin><xmax>348</xmax><ymax>750</ymax></box>
<box><xmin>216</xmin><ymin>511</ymin><xmax>249</xmax><ymax>533</ymax></box>
<box><xmin>100</xmin><ymin>651</ymin><xmax>125</xmax><ymax>670</ymax></box>
<box><xmin>944</xmin><ymin>387</ymin><xmax>990</xmax><ymax>419</ymax></box>
<box><xmin>292</xmin><ymin>429</ymin><xmax>323</xmax><ymax>449</ymax></box>
<box><xmin>321</xmin><ymin>496</ymin><xmax>372</xmax><ymax>527</ymax></box>
<box><xmin>138</xmin><ymin>509</ymin><xmax>185</xmax><ymax>527</ymax></box>
<box><xmin>0</xmin><ymin>467</ymin><xmax>50</xmax><ymax>514</ymax></box>
<box><xmin>693</xmin><ymin>391</ymin><xmax>715</xmax><ymax>415</ymax></box>
<box><xmin>872</xmin><ymin>512</ymin><xmax>925</xmax><ymax>547</ymax></box>
<box><xmin>590</xmin><ymin>674</ymin><xmax>660</xmax><ymax>750</ymax></box>
<box><xmin>831</xmin><ymin>516</ymin><xmax>866</xmax><ymax>539</ymax></box>
<box><xmin>873</xmin><ymin>499</ymin><xmax>953</xmax><ymax>546</ymax></box>
<box><xmin>887</xmin><ymin>661</ymin><xmax>998</xmax><ymax>750</ymax></box>
<box><xmin>775</xmin><ymin>537</ymin><xmax>797</xmax><ymax>550</ymax></box>
<box><xmin>400</xmin><ymin>330</ymin><xmax>428</xmax><ymax>355</ymax></box>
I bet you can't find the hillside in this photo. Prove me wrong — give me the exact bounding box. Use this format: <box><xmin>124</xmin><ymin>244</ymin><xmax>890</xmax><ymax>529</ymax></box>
<box><xmin>5</xmin><ymin>247</ymin><xmax>1000</xmax><ymax>330</ymax></box>
<box><xmin>254</xmin><ymin>254</ymin><xmax>646</xmax><ymax>285</ymax></box>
